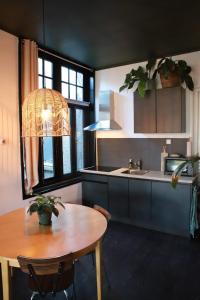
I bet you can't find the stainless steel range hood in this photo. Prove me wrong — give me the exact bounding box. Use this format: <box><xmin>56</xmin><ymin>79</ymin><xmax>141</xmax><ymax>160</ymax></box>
<box><xmin>84</xmin><ymin>90</ymin><xmax>121</xmax><ymax>131</ymax></box>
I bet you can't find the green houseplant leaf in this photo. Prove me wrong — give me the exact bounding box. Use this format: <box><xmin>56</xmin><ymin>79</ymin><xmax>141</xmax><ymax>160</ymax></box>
<box><xmin>138</xmin><ymin>80</ymin><xmax>146</xmax><ymax>97</ymax></box>
<box><xmin>27</xmin><ymin>203</ymin><xmax>38</xmax><ymax>215</ymax></box>
<box><xmin>119</xmin><ymin>59</ymin><xmax>156</xmax><ymax>97</ymax></box>
<box><xmin>171</xmin><ymin>155</ymin><xmax>200</xmax><ymax>188</ymax></box>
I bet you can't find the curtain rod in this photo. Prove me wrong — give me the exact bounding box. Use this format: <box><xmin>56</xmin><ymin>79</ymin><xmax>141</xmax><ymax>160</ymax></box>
<box><xmin>38</xmin><ymin>47</ymin><xmax>93</xmax><ymax>72</ymax></box>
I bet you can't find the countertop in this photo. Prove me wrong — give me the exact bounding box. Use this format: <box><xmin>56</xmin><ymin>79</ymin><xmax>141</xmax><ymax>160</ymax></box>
<box><xmin>80</xmin><ymin>168</ymin><xmax>195</xmax><ymax>184</ymax></box>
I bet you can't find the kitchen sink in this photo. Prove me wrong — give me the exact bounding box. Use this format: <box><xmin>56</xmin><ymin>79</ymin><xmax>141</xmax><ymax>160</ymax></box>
<box><xmin>122</xmin><ymin>169</ymin><xmax>149</xmax><ymax>175</ymax></box>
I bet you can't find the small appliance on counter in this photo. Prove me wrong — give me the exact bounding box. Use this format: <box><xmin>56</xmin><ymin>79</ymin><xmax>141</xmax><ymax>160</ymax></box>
<box><xmin>160</xmin><ymin>146</ymin><xmax>168</xmax><ymax>172</ymax></box>
<box><xmin>164</xmin><ymin>157</ymin><xmax>196</xmax><ymax>177</ymax></box>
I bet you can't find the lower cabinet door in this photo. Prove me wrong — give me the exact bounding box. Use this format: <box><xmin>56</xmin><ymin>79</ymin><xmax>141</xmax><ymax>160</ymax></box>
<box><xmin>129</xmin><ymin>179</ymin><xmax>151</xmax><ymax>227</ymax></box>
<box><xmin>151</xmin><ymin>181</ymin><xmax>191</xmax><ymax>237</ymax></box>
<box><xmin>108</xmin><ymin>177</ymin><xmax>129</xmax><ymax>218</ymax></box>
<box><xmin>82</xmin><ymin>181</ymin><xmax>108</xmax><ymax>209</ymax></box>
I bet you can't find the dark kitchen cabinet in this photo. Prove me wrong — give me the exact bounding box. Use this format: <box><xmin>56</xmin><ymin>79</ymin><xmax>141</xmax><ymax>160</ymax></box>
<box><xmin>82</xmin><ymin>172</ymin><xmax>193</xmax><ymax>237</ymax></box>
<box><xmin>134</xmin><ymin>89</ymin><xmax>156</xmax><ymax>133</ymax></box>
<box><xmin>129</xmin><ymin>179</ymin><xmax>151</xmax><ymax>228</ymax></box>
<box><xmin>151</xmin><ymin>181</ymin><xmax>191</xmax><ymax>237</ymax></box>
<box><xmin>82</xmin><ymin>175</ymin><xmax>108</xmax><ymax>209</ymax></box>
<box><xmin>134</xmin><ymin>87</ymin><xmax>186</xmax><ymax>133</ymax></box>
<box><xmin>108</xmin><ymin>177</ymin><xmax>129</xmax><ymax>218</ymax></box>
<box><xmin>157</xmin><ymin>87</ymin><xmax>185</xmax><ymax>133</ymax></box>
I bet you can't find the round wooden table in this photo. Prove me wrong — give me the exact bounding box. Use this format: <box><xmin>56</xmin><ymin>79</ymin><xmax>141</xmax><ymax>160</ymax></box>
<box><xmin>0</xmin><ymin>204</ymin><xmax>107</xmax><ymax>300</ymax></box>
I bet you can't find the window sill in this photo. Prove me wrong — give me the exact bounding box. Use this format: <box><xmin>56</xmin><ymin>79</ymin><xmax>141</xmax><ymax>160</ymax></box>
<box><xmin>23</xmin><ymin>175</ymin><xmax>83</xmax><ymax>200</ymax></box>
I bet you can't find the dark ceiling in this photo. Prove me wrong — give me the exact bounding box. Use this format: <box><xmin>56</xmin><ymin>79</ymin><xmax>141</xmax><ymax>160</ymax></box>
<box><xmin>1</xmin><ymin>0</ymin><xmax>200</xmax><ymax>70</ymax></box>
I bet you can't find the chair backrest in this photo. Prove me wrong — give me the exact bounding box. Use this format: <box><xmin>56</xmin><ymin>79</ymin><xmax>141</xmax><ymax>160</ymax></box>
<box><xmin>93</xmin><ymin>205</ymin><xmax>111</xmax><ymax>222</ymax></box>
<box><xmin>17</xmin><ymin>253</ymin><xmax>74</xmax><ymax>295</ymax></box>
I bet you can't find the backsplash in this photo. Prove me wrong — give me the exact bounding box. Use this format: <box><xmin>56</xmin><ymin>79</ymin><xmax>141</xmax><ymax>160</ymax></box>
<box><xmin>98</xmin><ymin>138</ymin><xmax>187</xmax><ymax>171</ymax></box>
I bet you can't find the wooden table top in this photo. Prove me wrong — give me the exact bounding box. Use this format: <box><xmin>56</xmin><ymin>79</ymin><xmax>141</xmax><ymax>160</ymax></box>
<box><xmin>0</xmin><ymin>204</ymin><xmax>107</xmax><ymax>259</ymax></box>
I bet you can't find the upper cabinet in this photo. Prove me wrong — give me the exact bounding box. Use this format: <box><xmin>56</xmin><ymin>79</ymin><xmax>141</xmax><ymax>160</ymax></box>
<box><xmin>134</xmin><ymin>89</ymin><xmax>156</xmax><ymax>133</ymax></box>
<box><xmin>134</xmin><ymin>86</ymin><xmax>186</xmax><ymax>133</ymax></box>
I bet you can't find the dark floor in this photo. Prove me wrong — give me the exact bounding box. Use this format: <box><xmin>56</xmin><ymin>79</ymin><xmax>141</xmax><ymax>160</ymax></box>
<box><xmin>3</xmin><ymin>222</ymin><xmax>200</xmax><ymax>300</ymax></box>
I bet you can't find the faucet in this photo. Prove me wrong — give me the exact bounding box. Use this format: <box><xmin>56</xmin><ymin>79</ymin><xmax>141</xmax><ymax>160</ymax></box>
<box><xmin>128</xmin><ymin>158</ymin><xmax>141</xmax><ymax>170</ymax></box>
<box><xmin>136</xmin><ymin>159</ymin><xmax>142</xmax><ymax>170</ymax></box>
<box><xmin>128</xmin><ymin>158</ymin><xmax>134</xmax><ymax>170</ymax></box>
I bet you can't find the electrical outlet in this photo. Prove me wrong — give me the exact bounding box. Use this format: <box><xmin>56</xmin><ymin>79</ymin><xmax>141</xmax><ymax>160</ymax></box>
<box><xmin>166</xmin><ymin>139</ymin><xmax>171</xmax><ymax>145</ymax></box>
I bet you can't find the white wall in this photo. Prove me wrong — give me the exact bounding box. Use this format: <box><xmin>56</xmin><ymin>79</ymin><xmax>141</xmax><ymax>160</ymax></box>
<box><xmin>95</xmin><ymin>52</ymin><xmax>200</xmax><ymax>141</ymax></box>
<box><xmin>0</xmin><ymin>30</ymin><xmax>82</xmax><ymax>215</ymax></box>
<box><xmin>0</xmin><ymin>30</ymin><xmax>23</xmax><ymax>214</ymax></box>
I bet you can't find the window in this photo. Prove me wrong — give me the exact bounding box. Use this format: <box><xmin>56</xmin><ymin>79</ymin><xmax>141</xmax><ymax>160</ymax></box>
<box><xmin>38</xmin><ymin>58</ymin><xmax>53</xmax><ymax>89</ymax></box>
<box><xmin>22</xmin><ymin>51</ymin><xmax>95</xmax><ymax>196</ymax></box>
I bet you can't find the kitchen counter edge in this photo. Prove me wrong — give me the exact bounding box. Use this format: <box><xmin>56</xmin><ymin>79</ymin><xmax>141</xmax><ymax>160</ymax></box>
<box><xmin>80</xmin><ymin>168</ymin><xmax>195</xmax><ymax>184</ymax></box>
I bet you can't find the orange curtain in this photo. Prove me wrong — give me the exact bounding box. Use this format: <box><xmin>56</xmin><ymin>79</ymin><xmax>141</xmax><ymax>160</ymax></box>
<box><xmin>21</xmin><ymin>39</ymin><xmax>39</xmax><ymax>194</ymax></box>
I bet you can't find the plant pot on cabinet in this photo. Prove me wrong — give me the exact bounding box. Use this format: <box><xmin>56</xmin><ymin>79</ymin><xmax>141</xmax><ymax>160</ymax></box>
<box><xmin>159</xmin><ymin>71</ymin><xmax>181</xmax><ymax>88</ymax></box>
<box><xmin>38</xmin><ymin>212</ymin><xmax>52</xmax><ymax>225</ymax></box>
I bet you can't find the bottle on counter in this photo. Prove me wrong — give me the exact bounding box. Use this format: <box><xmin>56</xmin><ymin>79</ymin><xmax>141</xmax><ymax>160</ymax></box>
<box><xmin>161</xmin><ymin>146</ymin><xmax>168</xmax><ymax>172</ymax></box>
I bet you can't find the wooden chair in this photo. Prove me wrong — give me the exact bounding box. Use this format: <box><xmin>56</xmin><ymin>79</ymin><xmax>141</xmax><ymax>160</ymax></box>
<box><xmin>17</xmin><ymin>253</ymin><xmax>76</xmax><ymax>299</ymax></box>
<box><xmin>92</xmin><ymin>204</ymin><xmax>111</xmax><ymax>287</ymax></box>
<box><xmin>93</xmin><ymin>205</ymin><xmax>111</xmax><ymax>223</ymax></box>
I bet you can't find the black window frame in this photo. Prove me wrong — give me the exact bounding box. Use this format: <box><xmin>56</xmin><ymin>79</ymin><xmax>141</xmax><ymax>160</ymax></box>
<box><xmin>20</xmin><ymin>48</ymin><xmax>95</xmax><ymax>199</ymax></box>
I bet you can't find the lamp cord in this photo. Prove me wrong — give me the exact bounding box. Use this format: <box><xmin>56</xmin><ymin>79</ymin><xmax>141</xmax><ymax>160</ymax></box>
<box><xmin>42</xmin><ymin>0</ymin><xmax>46</xmax><ymax>47</ymax></box>
<box><xmin>42</xmin><ymin>0</ymin><xmax>46</xmax><ymax>89</ymax></box>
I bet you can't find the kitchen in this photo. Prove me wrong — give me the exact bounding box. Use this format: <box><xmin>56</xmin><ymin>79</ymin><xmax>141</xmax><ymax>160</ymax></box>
<box><xmin>1</xmin><ymin>1</ymin><xmax>200</xmax><ymax>299</ymax></box>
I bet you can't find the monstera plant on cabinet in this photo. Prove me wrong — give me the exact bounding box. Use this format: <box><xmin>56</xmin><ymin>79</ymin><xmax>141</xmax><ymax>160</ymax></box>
<box><xmin>153</xmin><ymin>57</ymin><xmax>194</xmax><ymax>91</ymax></box>
<box><xmin>120</xmin><ymin>57</ymin><xmax>194</xmax><ymax>97</ymax></box>
<box><xmin>119</xmin><ymin>58</ymin><xmax>156</xmax><ymax>97</ymax></box>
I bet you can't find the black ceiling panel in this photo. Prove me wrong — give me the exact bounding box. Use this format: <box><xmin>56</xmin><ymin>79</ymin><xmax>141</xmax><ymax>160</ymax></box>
<box><xmin>1</xmin><ymin>0</ymin><xmax>200</xmax><ymax>69</ymax></box>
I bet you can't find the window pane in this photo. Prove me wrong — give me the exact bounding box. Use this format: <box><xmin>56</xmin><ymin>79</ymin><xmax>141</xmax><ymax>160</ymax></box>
<box><xmin>69</xmin><ymin>69</ymin><xmax>76</xmax><ymax>84</ymax></box>
<box><xmin>70</xmin><ymin>84</ymin><xmax>76</xmax><ymax>100</ymax></box>
<box><xmin>61</xmin><ymin>82</ymin><xmax>69</xmax><ymax>98</ymax></box>
<box><xmin>45</xmin><ymin>78</ymin><xmax>53</xmax><ymax>89</ymax></box>
<box><xmin>77</xmin><ymin>72</ymin><xmax>83</xmax><ymax>86</ymax></box>
<box><xmin>77</xmin><ymin>87</ymin><xmax>83</xmax><ymax>101</ymax></box>
<box><xmin>61</xmin><ymin>66</ymin><xmax>68</xmax><ymax>82</ymax></box>
<box><xmin>43</xmin><ymin>137</ymin><xmax>54</xmax><ymax>179</ymax></box>
<box><xmin>62</xmin><ymin>136</ymin><xmax>71</xmax><ymax>174</ymax></box>
<box><xmin>44</xmin><ymin>60</ymin><xmax>53</xmax><ymax>77</ymax></box>
<box><xmin>38</xmin><ymin>58</ymin><xmax>43</xmax><ymax>75</ymax></box>
<box><xmin>90</xmin><ymin>76</ymin><xmax>94</xmax><ymax>101</ymax></box>
<box><xmin>76</xmin><ymin>109</ymin><xmax>84</xmax><ymax>170</ymax></box>
<box><xmin>38</xmin><ymin>76</ymin><xmax>43</xmax><ymax>88</ymax></box>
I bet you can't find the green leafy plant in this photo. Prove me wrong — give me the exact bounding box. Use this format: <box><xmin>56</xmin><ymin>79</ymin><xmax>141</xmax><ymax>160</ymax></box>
<box><xmin>119</xmin><ymin>58</ymin><xmax>156</xmax><ymax>97</ymax></box>
<box><xmin>171</xmin><ymin>155</ymin><xmax>200</xmax><ymax>188</ymax></box>
<box><xmin>27</xmin><ymin>194</ymin><xmax>65</xmax><ymax>218</ymax></box>
<box><xmin>153</xmin><ymin>57</ymin><xmax>194</xmax><ymax>91</ymax></box>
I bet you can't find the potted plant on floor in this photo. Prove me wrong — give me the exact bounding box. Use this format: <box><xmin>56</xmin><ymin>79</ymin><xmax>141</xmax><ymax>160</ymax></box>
<box><xmin>119</xmin><ymin>58</ymin><xmax>156</xmax><ymax>97</ymax></box>
<box><xmin>153</xmin><ymin>57</ymin><xmax>194</xmax><ymax>91</ymax></box>
<box><xmin>27</xmin><ymin>194</ymin><xmax>65</xmax><ymax>225</ymax></box>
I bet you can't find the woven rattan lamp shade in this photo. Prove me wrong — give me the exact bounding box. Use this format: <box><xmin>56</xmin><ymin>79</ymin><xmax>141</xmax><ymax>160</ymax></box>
<box><xmin>22</xmin><ymin>88</ymin><xmax>71</xmax><ymax>137</ymax></box>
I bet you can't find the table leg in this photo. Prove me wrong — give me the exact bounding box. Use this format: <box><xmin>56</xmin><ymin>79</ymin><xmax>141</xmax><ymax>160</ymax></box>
<box><xmin>95</xmin><ymin>240</ymin><xmax>102</xmax><ymax>300</ymax></box>
<box><xmin>1</xmin><ymin>258</ymin><xmax>10</xmax><ymax>300</ymax></box>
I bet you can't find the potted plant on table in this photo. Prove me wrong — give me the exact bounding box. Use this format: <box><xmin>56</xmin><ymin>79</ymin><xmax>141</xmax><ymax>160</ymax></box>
<box><xmin>119</xmin><ymin>58</ymin><xmax>156</xmax><ymax>97</ymax></box>
<box><xmin>27</xmin><ymin>194</ymin><xmax>65</xmax><ymax>225</ymax></box>
<box><xmin>153</xmin><ymin>57</ymin><xmax>194</xmax><ymax>91</ymax></box>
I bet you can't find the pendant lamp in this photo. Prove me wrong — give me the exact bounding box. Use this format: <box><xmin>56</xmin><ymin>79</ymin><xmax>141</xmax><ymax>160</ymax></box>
<box><xmin>22</xmin><ymin>89</ymin><xmax>70</xmax><ymax>137</ymax></box>
<box><xmin>22</xmin><ymin>0</ymin><xmax>70</xmax><ymax>137</ymax></box>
